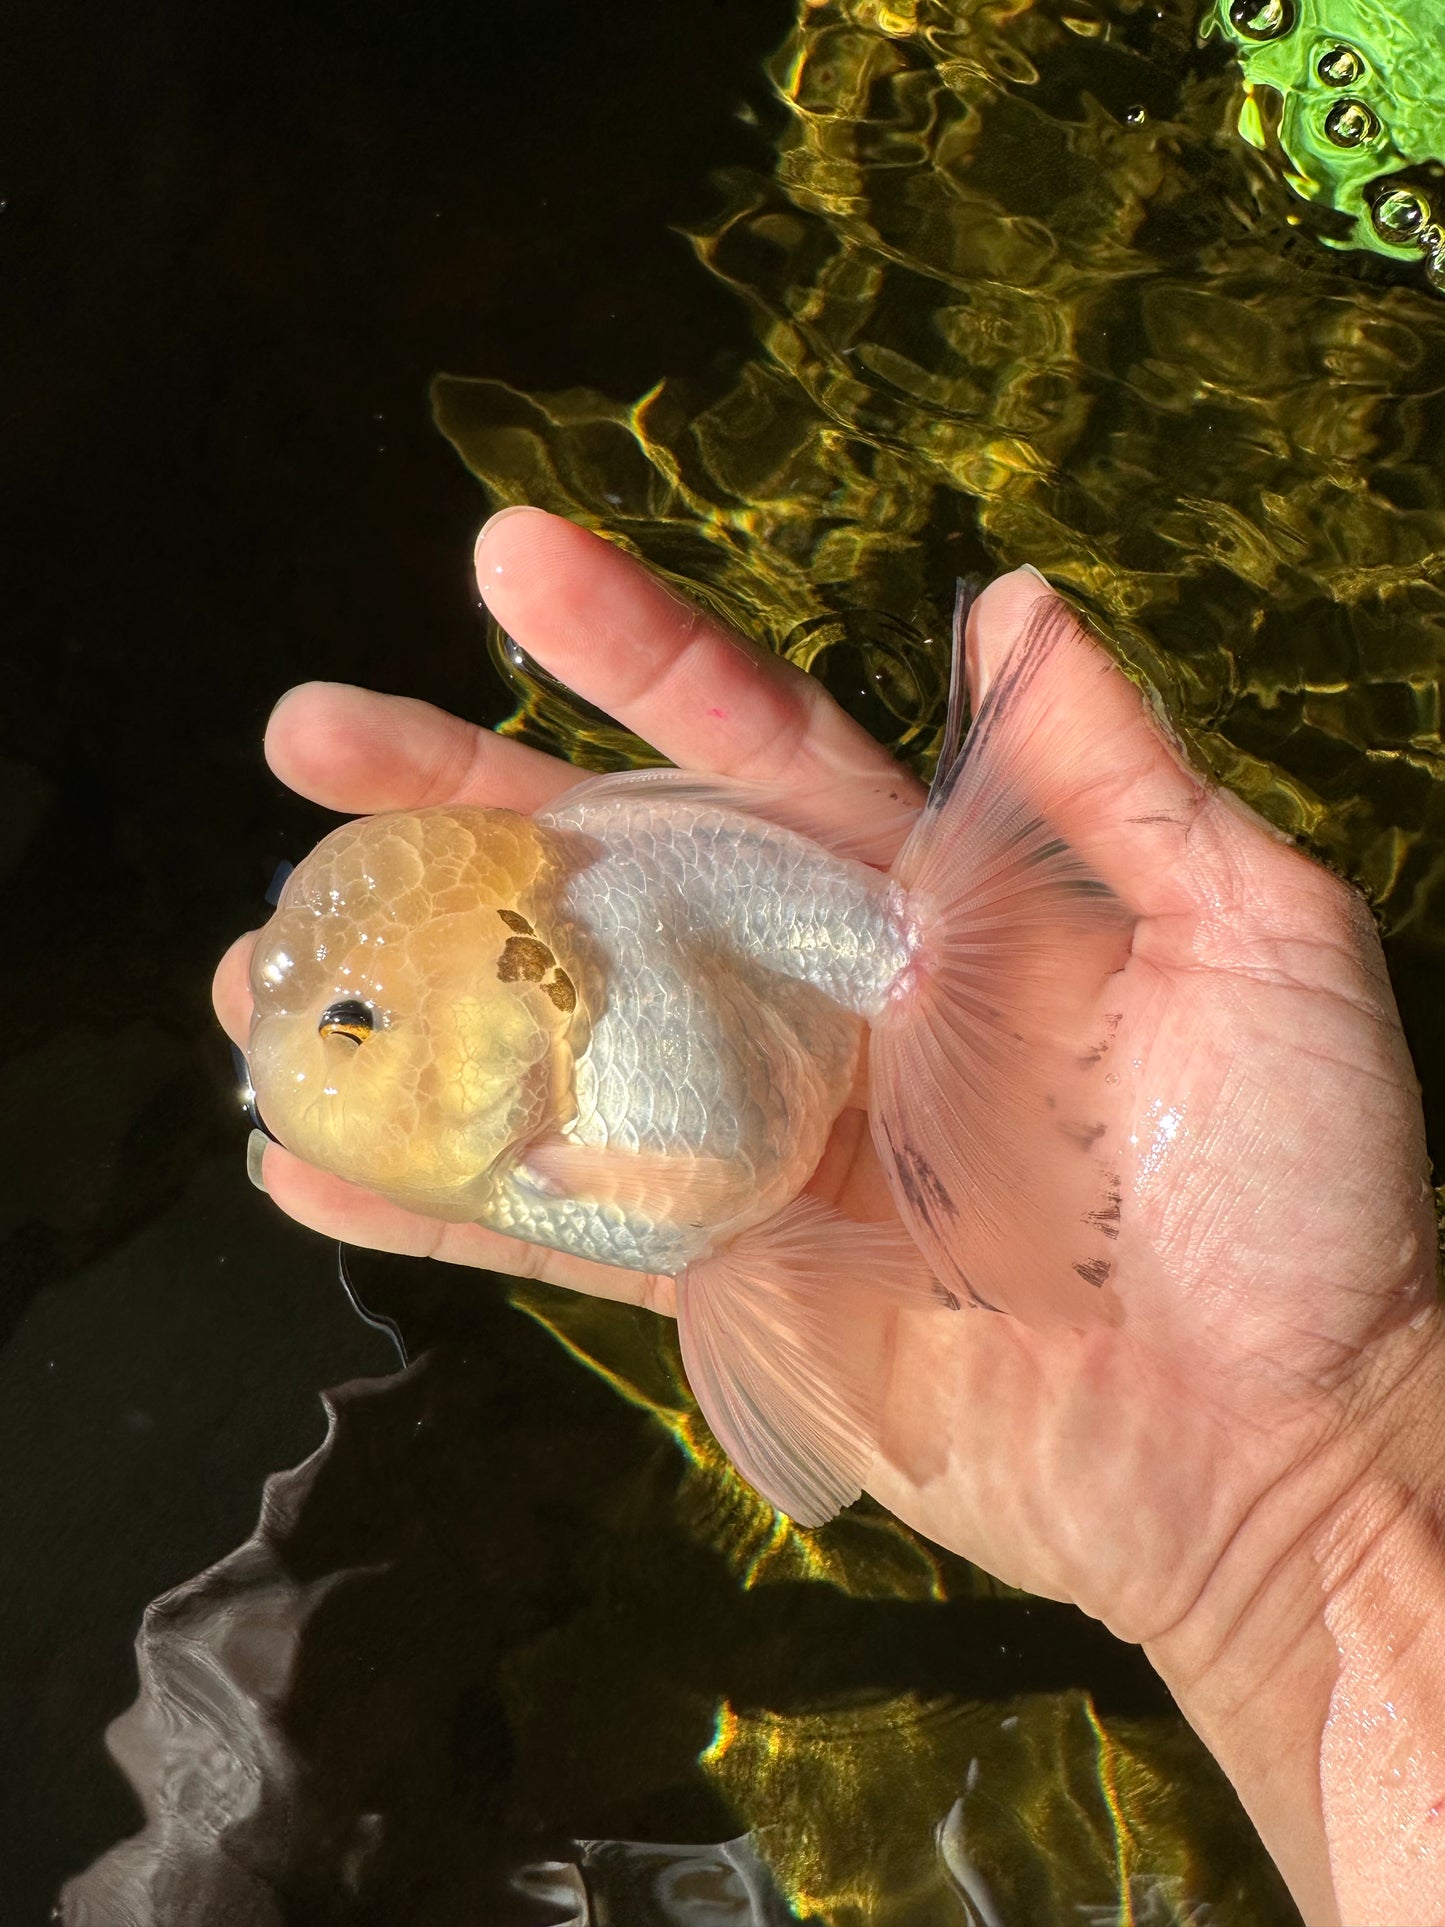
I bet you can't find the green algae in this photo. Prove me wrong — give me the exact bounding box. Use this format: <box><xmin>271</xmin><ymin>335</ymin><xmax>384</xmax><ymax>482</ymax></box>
<box><xmin>1207</xmin><ymin>0</ymin><xmax>1445</xmax><ymax>285</ymax></box>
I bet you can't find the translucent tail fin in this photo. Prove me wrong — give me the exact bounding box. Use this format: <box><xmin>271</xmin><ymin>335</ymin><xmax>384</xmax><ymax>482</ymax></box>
<box><xmin>870</xmin><ymin>583</ymin><xmax>1138</xmax><ymax>1328</ymax></box>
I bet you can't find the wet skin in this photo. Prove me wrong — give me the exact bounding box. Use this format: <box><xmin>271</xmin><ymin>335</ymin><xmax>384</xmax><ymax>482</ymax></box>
<box><xmin>214</xmin><ymin>507</ymin><xmax>1443</xmax><ymax>1925</ymax></box>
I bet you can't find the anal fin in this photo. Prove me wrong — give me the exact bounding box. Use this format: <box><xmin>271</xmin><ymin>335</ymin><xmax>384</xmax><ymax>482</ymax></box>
<box><xmin>676</xmin><ymin>1197</ymin><xmax>941</xmax><ymax>1527</ymax></box>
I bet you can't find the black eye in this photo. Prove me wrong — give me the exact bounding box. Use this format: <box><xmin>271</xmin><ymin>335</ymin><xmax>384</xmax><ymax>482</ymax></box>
<box><xmin>318</xmin><ymin>1000</ymin><xmax>375</xmax><ymax>1045</ymax></box>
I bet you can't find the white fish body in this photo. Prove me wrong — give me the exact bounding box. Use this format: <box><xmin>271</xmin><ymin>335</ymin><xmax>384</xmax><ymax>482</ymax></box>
<box><xmin>482</xmin><ymin>792</ymin><xmax>912</xmax><ymax>1276</ymax></box>
<box><xmin>246</xmin><ymin>587</ymin><xmax>1138</xmax><ymax>1523</ymax></box>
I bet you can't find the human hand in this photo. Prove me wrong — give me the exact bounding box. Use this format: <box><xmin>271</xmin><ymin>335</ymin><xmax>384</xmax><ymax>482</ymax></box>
<box><xmin>214</xmin><ymin>508</ymin><xmax>1442</xmax><ymax>1921</ymax></box>
<box><xmin>214</xmin><ymin>506</ymin><xmax>924</xmax><ymax>1312</ymax></box>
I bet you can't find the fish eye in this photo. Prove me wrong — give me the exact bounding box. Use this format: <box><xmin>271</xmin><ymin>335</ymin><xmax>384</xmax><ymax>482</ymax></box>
<box><xmin>318</xmin><ymin>999</ymin><xmax>375</xmax><ymax>1045</ymax></box>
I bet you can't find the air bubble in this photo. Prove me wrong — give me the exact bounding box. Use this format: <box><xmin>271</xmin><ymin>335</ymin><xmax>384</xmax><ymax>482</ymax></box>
<box><xmin>1228</xmin><ymin>0</ymin><xmax>1294</xmax><ymax>39</ymax></box>
<box><xmin>1324</xmin><ymin>98</ymin><xmax>1379</xmax><ymax>147</ymax></box>
<box><xmin>1316</xmin><ymin>44</ymin><xmax>1363</xmax><ymax>87</ymax></box>
<box><xmin>1372</xmin><ymin>188</ymin><xmax>1428</xmax><ymax>242</ymax></box>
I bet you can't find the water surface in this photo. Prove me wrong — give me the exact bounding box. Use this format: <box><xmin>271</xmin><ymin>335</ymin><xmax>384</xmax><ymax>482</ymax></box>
<box><xmin>4</xmin><ymin>0</ymin><xmax>1440</xmax><ymax>1920</ymax></box>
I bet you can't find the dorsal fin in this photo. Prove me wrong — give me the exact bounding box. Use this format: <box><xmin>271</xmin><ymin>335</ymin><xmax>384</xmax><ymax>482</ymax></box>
<box><xmin>931</xmin><ymin>575</ymin><xmax>983</xmax><ymax>804</ymax></box>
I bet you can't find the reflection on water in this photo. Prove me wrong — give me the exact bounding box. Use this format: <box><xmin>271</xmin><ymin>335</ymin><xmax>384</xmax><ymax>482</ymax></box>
<box><xmin>510</xmin><ymin>1278</ymin><xmax>954</xmax><ymax>1601</ymax></box>
<box><xmin>421</xmin><ymin>0</ymin><xmax>1444</xmax><ymax>1911</ymax></box>
<box><xmin>59</xmin><ymin>1403</ymin><xmax>345</xmax><ymax>1927</ymax></box>
<box><xmin>56</xmin><ymin>1</ymin><xmax>1444</xmax><ymax>1917</ymax></box>
<box><xmin>512</xmin><ymin>1838</ymin><xmax>795</xmax><ymax>1924</ymax></box>
<box><xmin>60</xmin><ymin>1312</ymin><xmax>1295</xmax><ymax>1924</ymax></box>
<box><xmin>434</xmin><ymin>0</ymin><xmax>1445</xmax><ymax>954</ymax></box>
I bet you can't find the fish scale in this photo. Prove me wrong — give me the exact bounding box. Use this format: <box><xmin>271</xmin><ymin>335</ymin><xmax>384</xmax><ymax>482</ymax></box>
<box><xmin>476</xmin><ymin>798</ymin><xmax>907</xmax><ymax>1272</ymax></box>
<box><xmin>542</xmin><ymin>796</ymin><xmax>912</xmax><ymax>1013</ymax></box>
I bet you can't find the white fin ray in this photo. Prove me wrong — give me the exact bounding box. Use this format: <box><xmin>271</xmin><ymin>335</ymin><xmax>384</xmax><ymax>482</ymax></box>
<box><xmin>676</xmin><ymin>1196</ymin><xmax>942</xmax><ymax>1526</ymax></box>
<box><xmin>518</xmin><ymin>1138</ymin><xmax>747</xmax><ymax>1227</ymax></box>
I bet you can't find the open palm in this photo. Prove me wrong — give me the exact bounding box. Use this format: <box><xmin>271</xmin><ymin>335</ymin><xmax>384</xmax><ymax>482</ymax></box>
<box><xmin>214</xmin><ymin>508</ymin><xmax>1437</xmax><ymax>1656</ymax></box>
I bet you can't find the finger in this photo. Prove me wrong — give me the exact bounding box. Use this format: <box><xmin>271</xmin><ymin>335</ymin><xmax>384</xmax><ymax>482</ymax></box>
<box><xmin>250</xmin><ymin>1137</ymin><xmax>678</xmax><ymax>1315</ymax></box>
<box><xmin>474</xmin><ymin>508</ymin><xmax>919</xmax><ymax>795</ymax></box>
<box><xmin>213</xmin><ymin>930</ymin><xmax>257</xmax><ymax>1047</ymax></box>
<box><xmin>265</xmin><ymin>682</ymin><xmax>577</xmax><ymax>816</ymax></box>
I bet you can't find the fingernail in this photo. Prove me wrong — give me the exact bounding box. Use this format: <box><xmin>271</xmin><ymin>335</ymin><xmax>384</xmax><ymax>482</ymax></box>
<box><xmin>474</xmin><ymin>504</ymin><xmax>542</xmax><ymax>571</ymax></box>
<box><xmin>479</xmin><ymin>502</ymin><xmax>537</xmax><ymax>530</ymax></box>
<box><xmin>246</xmin><ymin>1129</ymin><xmax>270</xmax><ymax>1194</ymax></box>
<box><xmin>264</xmin><ymin>683</ymin><xmax>316</xmax><ymax>739</ymax></box>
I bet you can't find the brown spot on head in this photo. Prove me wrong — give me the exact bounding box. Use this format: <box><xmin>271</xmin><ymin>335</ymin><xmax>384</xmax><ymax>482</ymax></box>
<box><xmin>543</xmin><ymin>969</ymin><xmax>576</xmax><ymax>1014</ymax></box>
<box><xmin>497</xmin><ymin>908</ymin><xmax>534</xmax><ymax>934</ymax></box>
<box><xmin>1074</xmin><ymin>1256</ymin><xmax>1111</xmax><ymax>1288</ymax></box>
<box><xmin>497</xmin><ymin>935</ymin><xmax>555</xmax><ymax>983</ymax></box>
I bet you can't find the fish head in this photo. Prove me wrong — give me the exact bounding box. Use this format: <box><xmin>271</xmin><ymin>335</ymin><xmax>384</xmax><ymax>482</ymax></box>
<box><xmin>246</xmin><ymin>806</ymin><xmax>583</xmax><ymax>1218</ymax></box>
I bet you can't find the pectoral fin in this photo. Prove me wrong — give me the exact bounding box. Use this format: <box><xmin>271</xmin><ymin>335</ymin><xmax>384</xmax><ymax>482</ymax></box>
<box><xmin>518</xmin><ymin>1137</ymin><xmax>746</xmax><ymax>1227</ymax></box>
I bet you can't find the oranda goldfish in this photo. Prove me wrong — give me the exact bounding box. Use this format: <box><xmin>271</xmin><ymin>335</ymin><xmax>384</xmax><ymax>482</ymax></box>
<box><xmin>246</xmin><ymin>578</ymin><xmax>1135</xmax><ymax>1523</ymax></box>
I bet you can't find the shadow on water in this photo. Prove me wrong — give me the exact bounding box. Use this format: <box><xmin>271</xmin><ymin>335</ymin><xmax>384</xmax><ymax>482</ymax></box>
<box><xmin>54</xmin><ymin>1257</ymin><xmax>1275</xmax><ymax>1924</ymax></box>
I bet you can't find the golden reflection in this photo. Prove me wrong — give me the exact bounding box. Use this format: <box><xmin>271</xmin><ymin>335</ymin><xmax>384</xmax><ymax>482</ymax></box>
<box><xmin>434</xmin><ymin>0</ymin><xmax>1445</xmax><ymax>944</ymax></box>
<box><xmin>698</xmin><ymin>1689</ymin><xmax>1294</xmax><ymax>1921</ymax></box>
<box><xmin>509</xmin><ymin>1283</ymin><xmax>1297</xmax><ymax>1923</ymax></box>
<box><xmin>427</xmin><ymin>1</ymin><xmax>1445</xmax><ymax>1915</ymax></box>
<box><xmin>512</xmin><ymin>1280</ymin><xmax>956</xmax><ymax>1601</ymax></box>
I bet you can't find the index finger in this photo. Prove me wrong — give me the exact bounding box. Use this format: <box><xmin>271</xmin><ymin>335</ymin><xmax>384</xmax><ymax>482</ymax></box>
<box><xmin>475</xmin><ymin>508</ymin><xmax>922</xmax><ymax>797</ymax></box>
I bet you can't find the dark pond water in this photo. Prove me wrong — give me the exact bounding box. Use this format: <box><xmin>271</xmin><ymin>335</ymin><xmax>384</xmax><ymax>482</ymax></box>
<box><xmin>2</xmin><ymin>0</ymin><xmax>789</xmax><ymax>1909</ymax></box>
<box><xmin>2</xmin><ymin>0</ymin><xmax>1438</xmax><ymax>1921</ymax></box>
